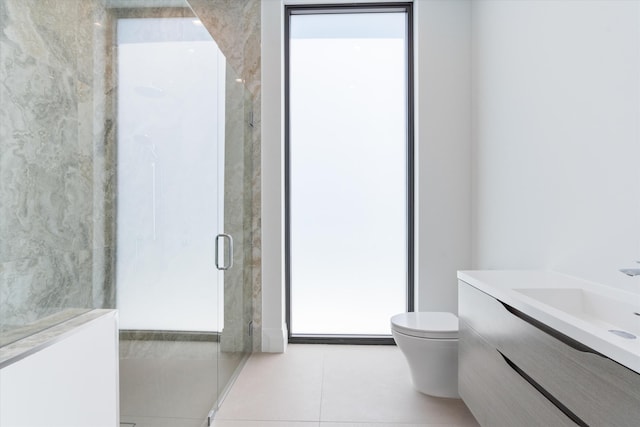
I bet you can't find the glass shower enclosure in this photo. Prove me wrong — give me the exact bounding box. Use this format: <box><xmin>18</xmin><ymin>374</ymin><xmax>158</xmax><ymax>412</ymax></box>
<box><xmin>0</xmin><ymin>0</ymin><xmax>253</xmax><ymax>423</ymax></box>
<box><xmin>113</xmin><ymin>4</ymin><xmax>253</xmax><ymax>426</ymax></box>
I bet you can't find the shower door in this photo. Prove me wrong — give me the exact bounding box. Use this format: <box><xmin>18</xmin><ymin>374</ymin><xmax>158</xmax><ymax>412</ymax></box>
<box><xmin>115</xmin><ymin>12</ymin><xmax>251</xmax><ymax>425</ymax></box>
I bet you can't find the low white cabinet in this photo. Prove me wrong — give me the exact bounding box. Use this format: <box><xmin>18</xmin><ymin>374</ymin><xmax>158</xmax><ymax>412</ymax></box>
<box><xmin>458</xmin><ymin>280</ymin><xmax>640</xmax><ymax>427</ymax></box>
<box><xmin>0</xmin><ymin>310</ymin><xmax>119</xmax><ymax>427</ymax></box>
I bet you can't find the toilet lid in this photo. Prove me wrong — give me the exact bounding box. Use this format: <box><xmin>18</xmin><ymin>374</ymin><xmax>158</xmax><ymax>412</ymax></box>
<box><xmin>391</xmin><ymin>312</ymin><xmax>458</xmax><ymax>339</ymax></box>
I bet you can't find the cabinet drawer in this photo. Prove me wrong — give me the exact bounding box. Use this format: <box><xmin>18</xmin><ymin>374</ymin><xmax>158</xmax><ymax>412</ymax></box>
<box><xmin>459</xmin><ymin>281</ymin><xmax>640</xmax><ymax>427</ymax></box>
<box><xmin>459</xmin><ymin>321</ymin><xmax>578</xmax><ymax>427</ymax></box>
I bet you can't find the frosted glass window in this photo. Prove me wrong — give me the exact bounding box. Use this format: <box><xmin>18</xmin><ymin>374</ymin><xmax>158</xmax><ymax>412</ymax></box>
<box><xmin>288</xmin><ymin>11</ymin><xmax>410</xmax><ymax>336</ymax></box>
<box><xmin>116</xmin><ymin>18</ymin><xmax>225</xmax><ymax>331</ymax></box>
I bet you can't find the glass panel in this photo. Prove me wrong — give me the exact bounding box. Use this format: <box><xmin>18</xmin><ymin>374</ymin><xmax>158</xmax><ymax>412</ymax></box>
<box><xmin>217</xmin><ymin>63</ymin><xmax>253</xmax><ymax>400</ymax></box>
<box><xmin>115</xmin><ymin>15</ymin><xmax>225</xmax><ymax>423</ymax></box>
<box><xmin>0</xmin><ymin>0</ymin><xmax>102</xmax><ymax>346</ymax></box>
<box><xmin>115</xmin><ymin>9</ymin><xmax>253</xmax><ymax>423</ymax></box>
<box><xmin>289</xmin><ymin>12</ymin><xmax>408</xmax><ymax>336</ymax></box>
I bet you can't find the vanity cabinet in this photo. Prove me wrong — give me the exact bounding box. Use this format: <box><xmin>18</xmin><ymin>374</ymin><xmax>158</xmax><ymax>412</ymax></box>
<box><xmin>458</xmin><ymin>280</ymin><xmax>640</xmax><ymax>427</ymax></box>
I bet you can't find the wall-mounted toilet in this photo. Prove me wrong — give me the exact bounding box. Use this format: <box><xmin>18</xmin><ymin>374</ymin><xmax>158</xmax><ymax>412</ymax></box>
<box><xmin>390</xmin><ymin>312</ymin><xmax>459</xmax><ymax>398</ymax></box>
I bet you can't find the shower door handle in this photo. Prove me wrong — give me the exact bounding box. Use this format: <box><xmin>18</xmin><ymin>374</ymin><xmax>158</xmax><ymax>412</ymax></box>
<box><xmin>215</xmin><ymin>233</ymin><xmax>234</xmax><ymax>270</ymax></box>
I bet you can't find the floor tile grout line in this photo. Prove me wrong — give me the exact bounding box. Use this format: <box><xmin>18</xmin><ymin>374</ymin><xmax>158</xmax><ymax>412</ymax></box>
<box><xmin>318</xmin><ymin>346</ymin><xmax>327</xmax><ymax>422</ymax></box>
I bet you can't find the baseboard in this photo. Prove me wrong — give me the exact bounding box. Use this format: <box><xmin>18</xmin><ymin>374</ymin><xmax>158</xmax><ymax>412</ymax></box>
<box><xmin>261</xmin><ymin>324</ymin><xmax>288</xmax><ymax>353</ymax></box>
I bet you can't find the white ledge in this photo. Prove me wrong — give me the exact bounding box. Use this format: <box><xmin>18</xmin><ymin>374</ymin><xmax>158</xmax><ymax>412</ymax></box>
<box><xmin>0</xmin><ymin>309</ymin><xmax>117</xmax><ymax>369</ymax></box>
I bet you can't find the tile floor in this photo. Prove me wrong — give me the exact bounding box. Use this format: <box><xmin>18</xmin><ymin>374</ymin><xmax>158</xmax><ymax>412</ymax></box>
<box><xmin>212</xmin><ymin>344</ymin><xmax>480</xmax><ymax>427</ymax></box>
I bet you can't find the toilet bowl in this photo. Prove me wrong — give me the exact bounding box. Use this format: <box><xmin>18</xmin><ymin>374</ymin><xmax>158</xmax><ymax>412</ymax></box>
<box><xmin>390</xmin><ymin>312</ymin><xmax>459</xmax><ymax>398</ymax></box>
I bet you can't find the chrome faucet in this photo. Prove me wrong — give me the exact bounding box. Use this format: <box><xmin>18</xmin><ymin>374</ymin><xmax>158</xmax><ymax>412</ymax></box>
<box><xmin>620</xmin><ymin>261</ymin><xmax>640</xmax><ymax>277</ymax></box>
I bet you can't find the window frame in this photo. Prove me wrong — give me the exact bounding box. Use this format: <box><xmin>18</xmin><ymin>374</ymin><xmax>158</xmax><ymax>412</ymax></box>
<box><xmin>284</xmin><ymin>2</ymin><xmax>415</xmax><ymax>344</ymax></box>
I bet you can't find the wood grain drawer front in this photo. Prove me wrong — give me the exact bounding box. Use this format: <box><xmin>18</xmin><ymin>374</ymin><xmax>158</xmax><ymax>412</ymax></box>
<box><xmin>459</xmin><ymin>321</ymin><xmax>579</xmax><ymax>427</ymax></box>
<box><xmin>459</xmin><ymin>281</ymin><xmax>640</xmax><ymax>427</ymax></box>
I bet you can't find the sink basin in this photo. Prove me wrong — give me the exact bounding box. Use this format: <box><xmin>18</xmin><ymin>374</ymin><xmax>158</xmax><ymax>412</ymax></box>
<box><xmin>514</xmin><ymin>288</ymin><xmax>640</xmax><ymax>336</ymax></box>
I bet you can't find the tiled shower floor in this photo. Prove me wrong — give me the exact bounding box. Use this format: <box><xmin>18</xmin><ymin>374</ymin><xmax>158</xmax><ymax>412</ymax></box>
<box><xmin>119</xmin><ymin>339</ymin><xmax>244</xmax><ymax>427</ymax></box>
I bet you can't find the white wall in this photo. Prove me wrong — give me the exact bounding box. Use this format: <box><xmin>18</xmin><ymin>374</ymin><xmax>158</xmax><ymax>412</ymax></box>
<box><xmin>0</xmin><ymin>311</ymin><xmax>119</xmax><ymax>426</ymax></box>
<box><xmin>261</xmin><ymin>0</ymin><xmax>288</xmax><ymax>352</ymax></box>
<box><xmin>262</xmin><ymin>0</ymin><xmax>640</xmax><ymax>349</ymax></box>
<box><xmin>472</xmin><ymin>0</ymin><xmax>640</xmax><ymax>292</ymax></box>
<box><xmin>415</xmin><ymin>0</ymin><xmax>472</xmax><ymax>313</ymax></box>
<box><xmin>261</xmin><ymin>0</ymin><xmax>472</xmax><ymax>351</ymax></box>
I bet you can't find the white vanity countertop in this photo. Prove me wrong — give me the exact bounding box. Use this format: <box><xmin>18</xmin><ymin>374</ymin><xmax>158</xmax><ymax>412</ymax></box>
<box><xmin>457</xmin><ymin>270</ymin><xmax>640</xmax><ymax>374</ymax></box>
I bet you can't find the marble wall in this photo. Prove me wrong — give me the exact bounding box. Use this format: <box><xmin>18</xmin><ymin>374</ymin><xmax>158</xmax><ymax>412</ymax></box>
<box><xmin>0</xmin><ymin>0</ymin><xmax>112</xmax><ymax>336</ymax></box>
<box><xmin>188</xmin><ymin>0</ymin><xmax>262</xmax><ymax>351</ymax></box>
<box><xmin>221</xmin><ymin>66</ymin><xmax>252</xmax><ymax>353</ymax></box>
